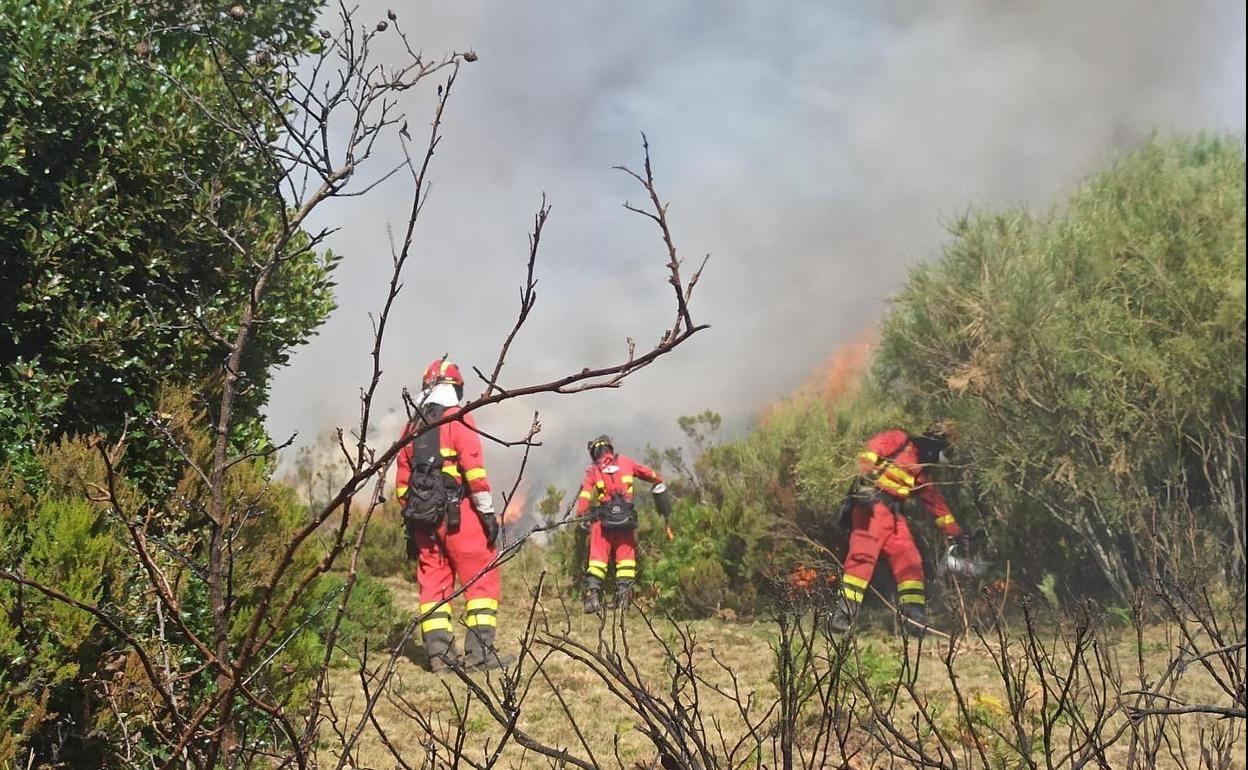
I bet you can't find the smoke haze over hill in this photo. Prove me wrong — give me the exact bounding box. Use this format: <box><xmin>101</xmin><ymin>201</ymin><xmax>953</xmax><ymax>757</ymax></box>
<box><xmin>266</xmin><ymin>0</ymin><xmax>1246</xmax><ymax>500</ymax></box>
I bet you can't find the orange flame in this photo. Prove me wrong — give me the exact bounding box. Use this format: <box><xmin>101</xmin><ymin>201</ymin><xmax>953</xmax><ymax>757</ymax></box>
<box><xmin>501</xmin><ymin>481</ymin><xmax>529</xmax><ymax>525</ymax></box>
<box><xmin>784</xmin><ymin>563</ymin><xmax>839</xmax><ymax>598</ymax></box>
<box><xmin>760</xmin><ymin>327</ymin><xmax>876</xmax><ymax>427</ymax></box>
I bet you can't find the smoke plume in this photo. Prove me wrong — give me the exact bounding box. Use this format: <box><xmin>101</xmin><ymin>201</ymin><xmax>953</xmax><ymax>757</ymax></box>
<box><xmin>267</xmin><ymin>0</ymin><xmax>1246</xmax><ymax>495</ymax></box>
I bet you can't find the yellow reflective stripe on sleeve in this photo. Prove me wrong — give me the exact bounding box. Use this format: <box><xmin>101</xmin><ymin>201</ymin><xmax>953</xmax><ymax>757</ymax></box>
<box><xmin>934</xmin><ymin>514</ymin><xmax>955</xmax><ymax>527</ymax></box>
<box><xmin>841</xmin><ymin>573</ymin><xmax>870</xmax><ymax>590</ymax></box>
<box><xmin>621</xmin><ymin>475</ymin><xmax>633</xmax><ymax>484</ymax></box>
<box><xmin>859</xmin><ymin>451</ymin><xmax>879</xmax><ymax>464</ymax></box>
<box><xmin>440</xmin><ymin>448</ymin><xmax>457</xmax><ymax>457</ymax></box>
<box><xmin>897</xmin><ymin>580</ymin><xmax>925</xmax><ymax>592</ymax></box>
<box><xmin>464</xmin><ymin>467</ymin><xmax>487</xmax><ymax>482</ymax></box>
<box><xmin>466</xmin><ymin>597</ymin><xmax>498</xmax><ymax>612</ymax></box>
<box><xmin>395</xmin><ymin>485</ymin><xmax>408</xmax><ymax>497</ymax></box>
<box><xmin>579</xmin><ymin>491</ymin><xmax>592</xmax><ymax>499</ymax></box>
<box><xmin>595</xmin><ymin>481</ymin><xmax>605</xmax><ymax>488</ymax></box>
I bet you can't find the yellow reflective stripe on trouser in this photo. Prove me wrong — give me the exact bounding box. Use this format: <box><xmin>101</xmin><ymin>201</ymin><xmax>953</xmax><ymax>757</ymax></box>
<box><xmin>841</xmin><ymin>573</ymin><xmax>868</xmax><ymax>603</ymax></box>
<box><xmin>465</xmin><ymin>597</ymin><xmax>498</xmax><ymax>627</ymax></box>
<box><xmin>897</xmin><ymin>580</ymin><xmax>926</xmax><ymax>606</ymax></box>
<box><xmin>934</xmin><ymin>514</ymin><xmax>956</xmax><ymax>528</ymax></box>
<box><xmin>464</xmin><ymin>467</ymin><xmax>487</xmax><ymax>482</ymax></box>
<box><xmin>587</xmin><ymin>560</ymin><xmax>608</xmax><ymax>579</ymax></box>
<box><xmin>615</xmin><ymin>559</ymin><xmax>637</xmax><ymax>580</ymax></box>
<box><xmin>419</xmin><ymin>600</ymin><xmax>453</xmax><ymax>633</ymax></box>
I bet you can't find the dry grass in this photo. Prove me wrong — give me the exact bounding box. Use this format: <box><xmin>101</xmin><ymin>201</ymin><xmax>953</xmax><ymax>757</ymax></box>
<box><xmin>318</xmin><ymin>557</ymin><xmax>1245</xmax><ymax>769</ymax></box>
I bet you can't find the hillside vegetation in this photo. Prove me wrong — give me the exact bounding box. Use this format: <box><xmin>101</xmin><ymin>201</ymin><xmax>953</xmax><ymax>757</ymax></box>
<box><xmin>601</xmin><ymin>135</ymin><xmax>1247</xmax><ymax>619</ymax></box>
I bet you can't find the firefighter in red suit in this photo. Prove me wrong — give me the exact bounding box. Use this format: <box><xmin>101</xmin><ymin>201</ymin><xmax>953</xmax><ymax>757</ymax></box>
<box><xmin>396</xmin><ymin>359</ymin><xmax>511</xmax><ymax>671</ymax></box>
<box><xmin>574</xmin><ymin>435</ymin><xmax>667</xmax><ymax>613</ymax></box>
<box><xmin>827</xmin><ymin>420</ymin><xmax>969</xmax><ymax>636</ymax></box>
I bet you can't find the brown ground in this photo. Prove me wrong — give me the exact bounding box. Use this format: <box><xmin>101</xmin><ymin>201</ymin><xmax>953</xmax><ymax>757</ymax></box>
<box><xmin>320</xmin><ymin>557</ymin><xmax>1245</xmax><ymax>770</ymax></box>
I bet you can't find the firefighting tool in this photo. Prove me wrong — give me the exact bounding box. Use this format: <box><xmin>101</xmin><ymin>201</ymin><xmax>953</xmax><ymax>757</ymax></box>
<box><xmin>653</xmin><ymin>483</ymin><xmax>674</xmax><ymax>540</ymax></box>
<box><xmin>940</xmin><ymin>533</ymin><xmax>985</xmax><ymax>577</ymax></box>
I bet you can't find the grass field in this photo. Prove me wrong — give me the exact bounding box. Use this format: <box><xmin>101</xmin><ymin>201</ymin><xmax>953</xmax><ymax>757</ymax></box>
<box><xmin>321</xmin><ymin>554</ymin><xmax>1245</xmax><ymax>769</ymax></box>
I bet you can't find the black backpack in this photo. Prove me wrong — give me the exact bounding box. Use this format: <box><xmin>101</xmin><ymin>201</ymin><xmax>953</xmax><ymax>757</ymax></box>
<box><xmin>596</xmin><ymin>492</ymin><xmax>638</xmax><ymax>531</ymax></box>
<box><xmin>401</xmin><ymin>405</ymin><xmax>461</xmax><ymax>532</ymax></box>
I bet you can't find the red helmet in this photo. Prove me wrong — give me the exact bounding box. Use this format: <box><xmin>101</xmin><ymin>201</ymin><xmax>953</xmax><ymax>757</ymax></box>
<box><xmin>422</xmin><ymin>358</ymin><xmax>465</xmax><ymax>388</ymax></box>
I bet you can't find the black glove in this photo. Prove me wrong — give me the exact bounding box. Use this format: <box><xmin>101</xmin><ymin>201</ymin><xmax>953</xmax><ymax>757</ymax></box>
<box><xmin>480</xmin><ymin>513</ymin><xmax>500</xmax><ymax>547</ymax></box>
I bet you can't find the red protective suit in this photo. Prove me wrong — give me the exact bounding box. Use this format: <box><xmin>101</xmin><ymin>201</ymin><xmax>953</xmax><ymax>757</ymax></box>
<box><xmin>575</xmin><ymin>453</ymin><xmax>661</xmax><ymax>587</ymax></box>
<box><xmin>396</xmin><ymin>406</ymin><xmax>499</xmax><ymax>636</ymax></box>
<box><xmin>841</xmin><ymin>429</ymin><xmax>962</xmax><ymax>609</ymax></box>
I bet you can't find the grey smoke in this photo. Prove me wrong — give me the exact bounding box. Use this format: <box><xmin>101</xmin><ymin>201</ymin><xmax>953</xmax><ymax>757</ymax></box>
<box><xmin>267</xmin><ymin>0</ymin><xmax>1246</xmax><ymax>499</ymax></box>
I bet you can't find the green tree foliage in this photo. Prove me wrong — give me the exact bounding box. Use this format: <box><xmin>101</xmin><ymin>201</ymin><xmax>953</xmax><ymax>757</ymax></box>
<box><xmin>0</xmin><ymin>0</ymin><xmax>338</xmax><ymax>479</ymax></box>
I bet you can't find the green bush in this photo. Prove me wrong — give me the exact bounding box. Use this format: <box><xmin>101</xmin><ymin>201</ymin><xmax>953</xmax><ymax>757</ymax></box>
<box><xmin>0</xmin><ymin>479</ymin><xmax>124</xmax><ymax>762</ymax></box>
<box><xmin>875</xmin><ymin>134</ymin><xmax>1246</xmax><ymax>598</ymax></box>
<box><xmin>356</xmin><ymin>506</ymin><xmax>411</xmax><ymax>580</ymax></box>
<box><xmin>0</xmin><ymin>432</ymin><xmax>405</xmax><ymax>763</ymax></box>
<box><xmin>638</xmin><ymin>135</ymin><xmax>1246</xmax><ymax>616</ymax></box>
<box><xmin>306</xmin><ymin>573</ymin><xmax>401</xmax><ymax>665</ymax></box>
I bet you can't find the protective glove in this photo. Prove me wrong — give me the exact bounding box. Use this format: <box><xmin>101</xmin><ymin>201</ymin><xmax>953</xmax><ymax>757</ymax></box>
<box><xmin>480</xmin><ymin>513</ymin><xmax>500</xmax><ymax>547</ymax></box>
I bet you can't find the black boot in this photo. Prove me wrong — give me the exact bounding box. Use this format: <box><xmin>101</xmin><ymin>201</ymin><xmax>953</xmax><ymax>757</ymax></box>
<box><xmin>615</xmin><ymin>582</ymin><xmax>633</xmax><ymax>610</ymax></box>
<box><xmin>898</xmin><ymin>604</ymin><xmax>929</xmax><ymax>638</ymax></box>
<box><xmin>422</xmin><ymin>629</ymin><xmax>460</xmax><ymax>673</ymax></box>
<box><xmin>583</xmin><ymin>576</ymin><xmax>603</xmax><ymax>614</ymax></box>
<box><xmin>826</xmin><ymin>596</ymin><xmax>857</xmax><ymax>635</ymax></box>
<box><xmin>463</xmin><ymin>626</ymin><xmax>515</xmax><ymax>671</ymax></box>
